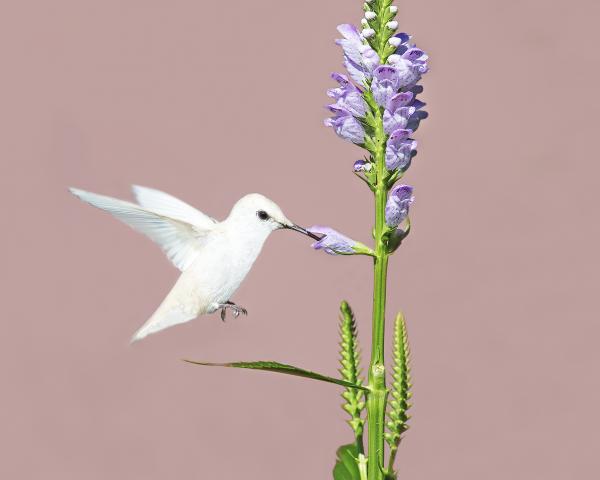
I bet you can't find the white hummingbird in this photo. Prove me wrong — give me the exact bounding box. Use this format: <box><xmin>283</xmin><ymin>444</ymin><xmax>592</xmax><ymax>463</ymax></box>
<box><xmin>69</xmin><ymin>186</ymin><xmax>320</xmax><ymax>342</ymax></box>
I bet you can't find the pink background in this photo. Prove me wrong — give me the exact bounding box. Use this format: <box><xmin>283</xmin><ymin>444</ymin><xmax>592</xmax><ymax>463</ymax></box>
<box><xmin>2</xmin><ymin>0</ymin><xmax>599</xmax><ymax>478</ymax></box>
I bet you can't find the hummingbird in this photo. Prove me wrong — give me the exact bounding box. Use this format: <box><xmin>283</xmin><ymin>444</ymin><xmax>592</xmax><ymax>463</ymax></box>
<box><xmin>69</xmin><ymin>185</ymin><xmax>320</xmax><ymax>342</ymax></box>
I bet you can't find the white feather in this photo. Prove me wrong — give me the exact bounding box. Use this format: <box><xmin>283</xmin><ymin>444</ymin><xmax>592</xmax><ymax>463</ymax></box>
<box><xmin>131</xmin><ymin>185</ymin><xmax>217</xmax><ymax>229</ymax></box>
<box><xmin>131</xmin><ymin>307</ymin><xmax>195</xmax><ymax>342</ymax></box>
<box><xmin>69</xmin><ymin>188</ymin><xmax>210</xmax><ymax>271</ymax></box>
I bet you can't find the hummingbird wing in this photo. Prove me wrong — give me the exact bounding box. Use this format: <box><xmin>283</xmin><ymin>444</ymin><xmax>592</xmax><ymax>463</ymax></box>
<box><xmin>131</xmin><ymin>185</ymin><xmax>217</xmax><ymax>229</ymax></box>
<box><xmin>70</xmin><ymin>188</ymin><xmax>212</xmax><ymax>271</ymax></box>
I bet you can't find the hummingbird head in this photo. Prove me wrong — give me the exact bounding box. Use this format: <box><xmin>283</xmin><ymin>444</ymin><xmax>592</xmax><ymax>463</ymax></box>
<box><xmin>229</xmin><ymin>194</ymin><xmax>320</xmax><ymax>240</ymax></box>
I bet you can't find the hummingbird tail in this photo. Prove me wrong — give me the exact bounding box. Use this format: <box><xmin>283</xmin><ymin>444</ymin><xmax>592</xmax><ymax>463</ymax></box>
<box><xmin>130</xmin><ymin>307</ymin><xmax>196</xmax><ymax>343</ymax></box>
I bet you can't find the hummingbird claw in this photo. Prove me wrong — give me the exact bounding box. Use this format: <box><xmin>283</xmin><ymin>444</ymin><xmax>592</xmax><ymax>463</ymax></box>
<box><xmin>218</xmin><ymin>302</ymin><xmax>248</xmax><ymax>321</ymax></box>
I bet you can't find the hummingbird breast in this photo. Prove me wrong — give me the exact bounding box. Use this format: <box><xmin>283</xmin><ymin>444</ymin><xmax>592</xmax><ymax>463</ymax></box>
<box><xmin>185</xmin><ymin>227</ymin><xmax>270</xmax><ymax>312</ymax></box>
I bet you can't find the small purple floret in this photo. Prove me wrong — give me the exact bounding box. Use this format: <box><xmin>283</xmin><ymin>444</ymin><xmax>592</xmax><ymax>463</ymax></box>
<box><xmin>383</xmin><ymin>105</ymin><xmax>416</xmax><ymax>134</ymax></box>
<box><xmin>386</xmin><ymin>33</ymin><xmax>429</xmax><ymax>89</ymax></box>
<box><xmin>307</xmin><ymin>226</ymin><xmax>358</xmax><ymax>255</ymax></box>
<box><xmin>325</xmin><ymin>106</ymin><xmax>365</xmax><ymax>144</ymax></box>
<box><xmin>335</xmin><ymin>24</ymin><xmax>380</xmax><ymax>84</ymax></box>
<box><xmin>385</xmin><ymin>128</ymin><xmax>416</xmax><ymax>171</ymax></box>
<box><xmin>385</xmin><ymin>185</ymin><xmax>414</xmax><ymax>227</ymax></box>
<box><xmin>327</xmin><ymin>73</ymin><xmax>367</xmax><ymax>118</ymax></box>
<box><xmin>353</xmin><ymin>159</ymin><xmax>372</xmax><ymax>172</ymax></box>
<box><xmin>372</xmin><ymin>66</ymin><xmax>401</xmax><ymax>107</ymax></box>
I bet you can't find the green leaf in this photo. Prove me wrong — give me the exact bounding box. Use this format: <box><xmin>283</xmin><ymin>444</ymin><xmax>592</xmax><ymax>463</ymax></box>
<box><xmin>184</xmin><ymin>360</ymin><xmax>368</xmax><ymax>391</ymax></box>
<box><xmin>333</xmin><ymin>444</ymin><xmax>361</xmax><ymax>480</ymax></box>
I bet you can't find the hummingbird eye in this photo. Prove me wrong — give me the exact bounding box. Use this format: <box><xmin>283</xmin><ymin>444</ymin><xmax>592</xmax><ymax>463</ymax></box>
<box><xmin>257</xmin><ymin>210</ymin><xmax>269</xmax><ymax>221</ymax></box>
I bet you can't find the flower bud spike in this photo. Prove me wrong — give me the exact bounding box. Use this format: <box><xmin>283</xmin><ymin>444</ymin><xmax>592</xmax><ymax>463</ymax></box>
<box><xmin>384</xmin><ymin>312</ymin><xmax>413</xmax><ymax>472</ymax></box>
<box><xmin>338</xmin><ymin>301</ymin><xmax>366</xmax><ymax>442</ymax></box>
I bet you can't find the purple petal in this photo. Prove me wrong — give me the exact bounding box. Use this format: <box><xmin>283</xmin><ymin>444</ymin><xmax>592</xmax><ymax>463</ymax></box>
<box><xmin>359</xmin><ymin>45</ymin><xmax>380</xmax><ymax>72</ymax></box>
<box><xmin>372</xmin><ymin>66</ymin><xmax>401</xmax><ymax>107</ymax></box>
<box><xmin>386</xmin><ymin>91</ymin><xmax>414</xmax><ymax>113</ymax></box>
<box><xmin>388</xmin><ymin>128</ymin><xmax>412</xmax><ymax>145</ymax></box>
<box><xmin>387</xmin><ymin>55</ymin><xmax>423</xmax><ymax>88</ymax></box>
<box><xmin>330</xmin><ymin>72</ymin><xmax>358</xmax><ymax>92</ymax></box>
<box><xmin>411</xmin><ymin>99</ymin><xmax>426</xmax><ymax>110</ymax></box>
<box><xmin>385</xmin><ymin>129</ymin><xmax>416</xmax><ymax>171</ymax></box>
<box><xmin>390</xmin><ymin>184</ymin><xmax>415</xmax><ymax>204</ymax></box>
<box><xmin>393</xmin><ymin>32</ymin><xmax>411</xmax><ymax>46</ymax></box>
<box><xmin>342</xmin><ymin>91</ymin><xmax>368</xmax><ymax>117</ymax></box>
<box><xmin>327</xmin><ymin>74</ymin><xmax>367</xmax><ymax>117</ymax></box>
<box><xmin>406</xmin><ymin>110</ymin><xmax>428</xmax><ymax>131</ymax></box>
<box><xmin>383</xmin><ymin>106</ymin><xmax>416</xmax><ymax>134</ymax></box>
<box><xmin>335</xmin><ymin>24</ymin><xmax>381</xmax><ymax>83</ymax></box>
<box><xmin>326</xmin><ymin>107</ymin><xmax>365</xmax><ymax>144</ymax></box>
<box><xmin>307</xmin><ymin>225</ymin><xmax>358</xmax><ymax>255</ymax></box>
<box><xmin>385</xmin><ymin>139</ymin><xmax>416</xmax><ymax>171</ymax></box>
<box><xmin>344</xmin><ymin>56</ymin><xmax>368</xmax><ymax>84</ymax></box>
<box><xmin>402</xmin><ymin>47</ymin><xmax>426</xmax><ymax>62</ymax></box>
<box><xmin>337</xmin><ymin>24</ymin><xmax>362</xmax><ymax>42</ymax></box>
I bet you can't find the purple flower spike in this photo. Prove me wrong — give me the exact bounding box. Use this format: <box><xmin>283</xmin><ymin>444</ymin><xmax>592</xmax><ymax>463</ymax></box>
<box><xmin>385</xmin><ymin>128</ymin><xmax>416</xmax><ymax>171</ymax></box>
<box><xmin>307</xmin><ymin>226</ymin><xmax>359</xmax><ymax>255</ymax></box>
<box><xmin>385</xmin><ymin>185</ymin><xmax>414</xmax><ymax>228</ymax></box>
<box><xmin>371</xmin><ymin>66</ymin><xmax>401</xmax><ymax>107</ymax></box>
<box><xmin>325</xmin><ymin>106</ymin><xmax>365</xmax><ymax>144</ymax></box>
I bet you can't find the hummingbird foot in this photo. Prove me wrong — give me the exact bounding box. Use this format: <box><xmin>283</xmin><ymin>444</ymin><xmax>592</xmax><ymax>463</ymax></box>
<box><xmin>218</xmin><ymin>302</ymin><xmax>248</xmax><ymax>322</ymax></box>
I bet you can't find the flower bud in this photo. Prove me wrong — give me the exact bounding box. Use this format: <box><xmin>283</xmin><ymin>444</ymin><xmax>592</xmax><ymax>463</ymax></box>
<box><xmin>386</xmin><ymin>21</ymin><xmax>398</xmax><ymax>30</ymax></box>
<box><xmin>365</xmin><ymin>11</ymin><xmax>376</xmax><ymax>20</ymax></box>
<box><xmin>353</xmin><ymin>160</ymin><xmax>373</xmax><ymax>172</ymax></box>
<box><xmin>388</xmin><ymin>37</ymin><xmax>402</xmax><ymax>47</ymax></box>
<box><xmin>389</xmin><ymin>6</ymin><xmax>398</xmax><ymax>14</ymax></box>
<box><xmin>362</xmin><ymin>28</ymin><xmax>375</xmax><ymax>38</ymax></box>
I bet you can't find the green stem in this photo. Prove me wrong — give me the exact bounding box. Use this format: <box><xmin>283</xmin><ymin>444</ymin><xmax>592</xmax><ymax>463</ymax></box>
<box><xmin>356</xmin><ymin>431</ymin><xmax>365</xmax><ymax>455</ymax></box>
<box><xmin>367</xmin><ymin>95</ymin><xmax>390</xmax><ymax>480</ymax></box>
<box><xmin>387</xmin><ymin>446</ymin><xmax>399</xmax><ymax>476</ymax></box>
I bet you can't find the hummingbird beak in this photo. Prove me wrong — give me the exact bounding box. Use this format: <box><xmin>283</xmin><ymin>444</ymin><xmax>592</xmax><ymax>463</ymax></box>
<box><xmin>284</xmin><ymin>223</ymin><xmax>322</xmax><ymax>241</ymax></box>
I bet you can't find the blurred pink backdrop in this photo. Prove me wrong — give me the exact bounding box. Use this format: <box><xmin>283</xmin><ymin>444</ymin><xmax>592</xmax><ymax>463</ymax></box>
<box><xmin>1</xmin><ymin>0</ymin><xmax>599</xmax><ymax>478</ymax></box>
